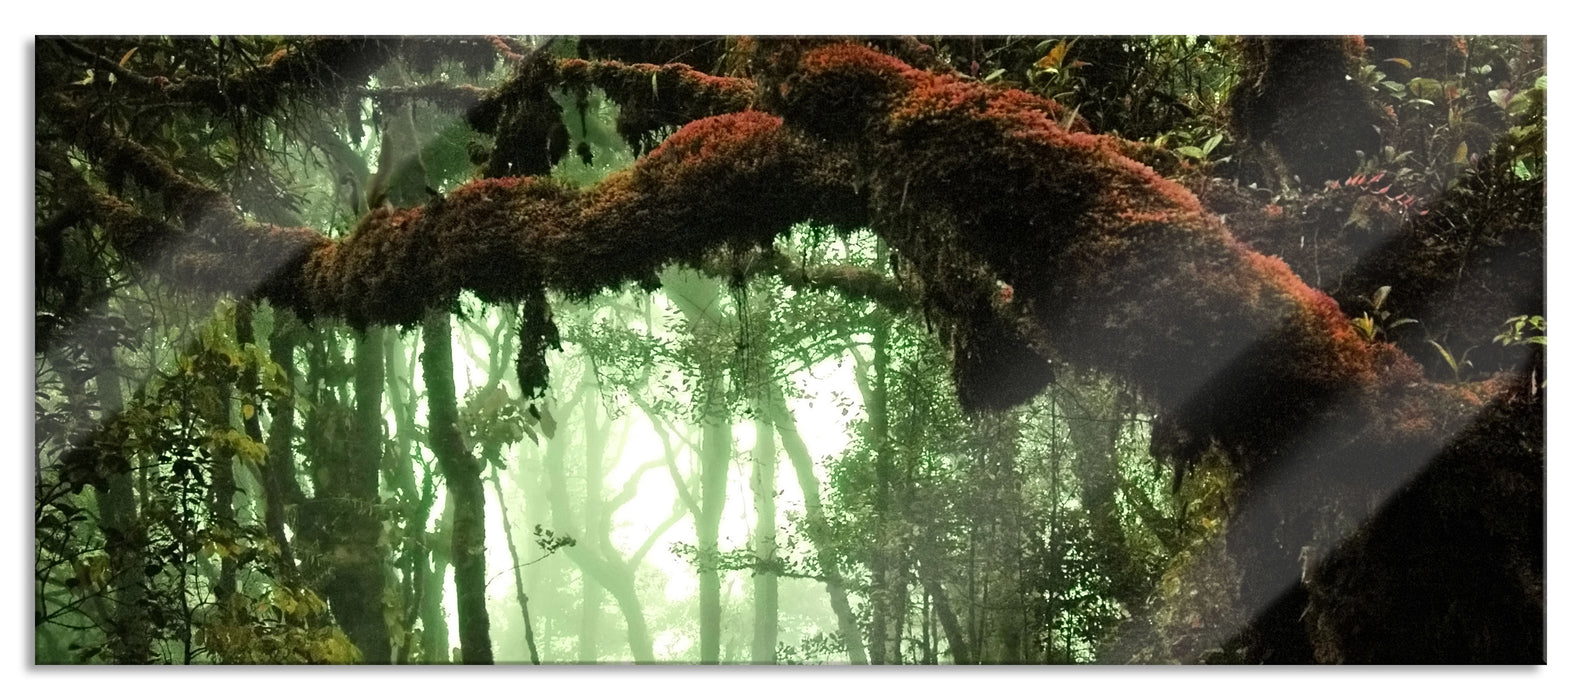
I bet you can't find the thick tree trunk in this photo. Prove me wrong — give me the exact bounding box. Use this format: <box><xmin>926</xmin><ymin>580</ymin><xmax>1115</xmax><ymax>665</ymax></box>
<box><xmin>302</xmin><ymin>327</ymin><xmax>396</xmax><ymax>664</ymax></box>
<box><xmin>421</xmin><ymin>310</ymin><xmax>493</xmax><ymax>664</ymax></box>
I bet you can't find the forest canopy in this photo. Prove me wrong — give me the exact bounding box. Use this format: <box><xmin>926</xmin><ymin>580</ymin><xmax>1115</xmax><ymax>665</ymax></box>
<box><xmin>33</xmin><ymin>34</ymin><xmax>1545</xmax><ymax>665</ymax></box>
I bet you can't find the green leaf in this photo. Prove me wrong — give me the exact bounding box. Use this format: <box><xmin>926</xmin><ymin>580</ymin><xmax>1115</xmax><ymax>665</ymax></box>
<box><xmin>1426</xmin><ymin>339</ymin><xmax>1461</xmax><ymax>378</ymax></box>
<box><xmin>1512</xmin><ymin>157</ymin><xmax>1534</xmax><ymax>181</ymax></box>
<box><xmin>1202</xmin><ymin>133</ymin><xmax>1223</xmax><ymax>156</ymax></box>
<box><xmin>1351</xmin><ymin>315</ymin><xmax>1376</xmax><ymax>340</ymax></box>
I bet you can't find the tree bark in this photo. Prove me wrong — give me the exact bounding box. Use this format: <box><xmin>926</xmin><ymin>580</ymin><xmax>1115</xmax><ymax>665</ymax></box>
<box><xmin>750</xmin><ymin>412</ymin><xmax>779</xmax><ymax>663</ymax></box>
<box><xmin>865</xmin><ymin>310</ymin><xmax>895</xmax><ymax>664</ymax></box>
<box><xmin>923</xmin><ymin>577</ymin><xmax>971</xmax><ymax>665</ymax></box>
<box><xmin>539</xmin><ymin>384</ymin><xmax>657</xmax><ymax>663</ymax></box>
<box><xmin>89</xmin><ymin>344</ymin><xmax>152</xmax><ymax>663</ymax></box>
<box><xmin>661</xmin><ymin>271</ymin><xmax>736</xmax><ymax>664</ymax></box>
<box><xmin>765</xmin><ymin>382</ymin><xmax>867</xmax><ymax>664</ymax></box>
<box><xmin>487</xmin><ymin>462</ymin><xmax>542</xmax><ymax>664</ymax></box>
<box><xmin>261</xmin><ymin>310</ymin><xmax>301</xmax><ymax>581</ymax></box>
<box><xmin>421</xmin><ymin>310</ymin><xmax>493</xmax><ymax>664</ymax></box>
<box><xmin>207</xmin><ymin>375</ymin><xmax>239</xmax><ymax>598</ymax></box>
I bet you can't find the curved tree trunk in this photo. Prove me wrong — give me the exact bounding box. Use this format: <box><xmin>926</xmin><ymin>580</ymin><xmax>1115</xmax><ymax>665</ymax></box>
<box><xmin>765</xmin><ymin>382</ymin><xmax>867</xmax><ymax>664</ymax></box>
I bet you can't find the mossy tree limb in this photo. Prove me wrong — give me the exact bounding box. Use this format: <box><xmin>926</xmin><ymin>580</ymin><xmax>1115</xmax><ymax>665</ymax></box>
<box><xmin>51</xmin><ymin>40</ymin><xmax>1539</xmax><ymax>664</ymax></box>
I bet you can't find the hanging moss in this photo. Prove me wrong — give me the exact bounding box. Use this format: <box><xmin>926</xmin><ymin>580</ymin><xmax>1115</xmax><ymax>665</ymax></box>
<box><xmin>557</xmin><ymin>58</ymin><xmax>755</xmax><ymax>154</ymax></box>
<box><xmin>516</xmin><ymin>289</ymin><xmax>560</xmax><ymax>401</ymax></box>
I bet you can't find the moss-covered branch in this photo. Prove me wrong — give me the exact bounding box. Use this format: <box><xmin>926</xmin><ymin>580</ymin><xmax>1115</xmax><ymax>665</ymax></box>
<box><xmin>38</xmin><ymin>36</ymin><xmax>1544</xmax><ymax>666</ymax></box>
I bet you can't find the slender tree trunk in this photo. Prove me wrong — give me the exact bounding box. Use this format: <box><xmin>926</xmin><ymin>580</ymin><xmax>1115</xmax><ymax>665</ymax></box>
<box><xmin>422</xmin><ymin>500</ymin><xmax>453</xmax><ymax>663</ymax></box>
<box><xmin>661</xmin><ymin>270</ymin><xmax>733</xmax><ymax>664</ymax></box>
<box><xmin>751</xmin><ymin>413</ymin><xmax>779</xmax><ymax>663</ymax></box>
<box><xmin>923</xmin><ymin>577</ymin><xmax>971</xmax><ymax>664</ymax></box>
<box><xmin>540</xmin><ymin>387</ymin><xmax>657</xmax><ymax>662</ymax></box>
<box><xmin>234</xmin><ymin>302</ymin><xmax>277</xmax><ymax>566</ymax></box>
<box><xmin>866</xmin><ymin>314</ymin><xmax>894</xmax><ymax>665</ymax></box>
<box><xmin>382</xmin><ymin>331</ymin><xmax>420</xmax><ymax>503</ymax></box>
<box><xmin>261</xmin><ymin>310</ymin><xmax>301</xmax><ymax>580</ymax></box>
<box><xmin>696</xmin><ymin>383</ymin><xmax>729</xmax><ymax>664</ymax></box>
<box><xmin>1045</xmin><ymin>391</ymin><xmax>1064</xmax><ymax>663</ymax></box>
<box><xmin>487</xmin><ymin>462</ymin><xmax>542</xmax><ymax>664</ymax></box>
<box><xmin>208</xmin><ymin>374</ymin><xmax>239</xmax><ymax>598</ymax></box>
<box><xmin>580</xmin><ymin>386</ymin><xmax>604</xmax><ymax>662</ymax></box>
<box><xmin>379</xmin><ymin>330</ymin><xmax>424</xmax><ymax>663</ymax></box>
<box><xmin>90</xmin><ymin>344</ymin><xmax>152</xmax><ymax>663</ymax></box>
<box><xmin>579</xmin><ymin>571</ymin><xmax>600</xmax><ymax>661</ymax></box>
<box><xmin>421</xmin><ymin>310</ymin><xmax>493</xmax><ymax>664</ymax></box>
<box><xmin>766</xmin><ymin>382</ymin><xmax>867</xmax><ymax>664</ymax></box>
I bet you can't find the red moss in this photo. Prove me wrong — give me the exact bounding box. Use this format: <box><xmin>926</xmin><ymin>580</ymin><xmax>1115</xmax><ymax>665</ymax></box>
<box><xmin>770</xmin><ymin>44</ymin><xmax>916</xmax><ymax>141</ymax></box>
<box><xmin>766</xmin><ymin>44</ymin><xmax>1463</xmax><ymax>489</ymax></box>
